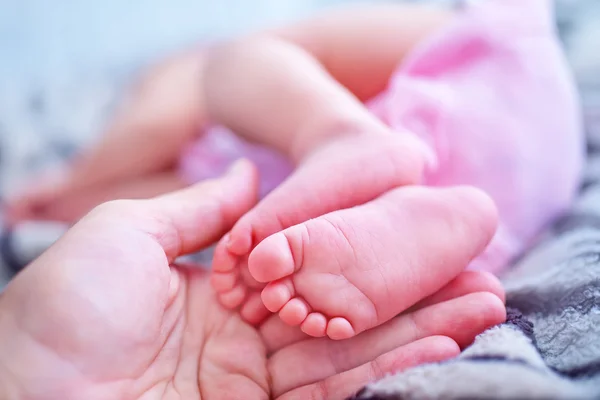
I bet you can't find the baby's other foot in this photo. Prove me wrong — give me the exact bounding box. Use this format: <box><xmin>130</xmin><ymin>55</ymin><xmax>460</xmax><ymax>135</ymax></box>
<box><xmin>248</xmin><ymin>185</ymin><xmax>497</xmax><ymax>339</ymax></box>
<box><xmin>212</xmin><ymin>130</ymin><xmax>428</xmax><ymax>321</ymax></box>
<box><xmin>6</xmin><ymin>166</ymin><xmax>75</xmax><ymax>225</ymax></box>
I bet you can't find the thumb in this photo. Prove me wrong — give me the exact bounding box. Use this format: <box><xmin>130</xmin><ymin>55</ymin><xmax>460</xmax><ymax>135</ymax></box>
<box><xmin>141</xmin><ymin>159</ymin><xmax>259</xmax><ymax>261</ymax></box>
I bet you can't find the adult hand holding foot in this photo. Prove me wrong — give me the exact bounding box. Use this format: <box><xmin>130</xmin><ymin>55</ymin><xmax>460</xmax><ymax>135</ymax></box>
<box><xmin>0</xmin><ymin>160</ymin><xmax>506</xmax><ymax>400</ymax></box>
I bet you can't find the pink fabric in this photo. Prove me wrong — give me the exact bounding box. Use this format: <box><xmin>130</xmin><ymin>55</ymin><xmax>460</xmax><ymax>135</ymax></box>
<box><xmin>179</xmin><ymin>0</ymin><xmax>584</xmax><ymax>274</ymax></box>
<box><xmin>179</xmin><ymin>125</ymin><xmax>293</xmax><ymax>198</ymax></box>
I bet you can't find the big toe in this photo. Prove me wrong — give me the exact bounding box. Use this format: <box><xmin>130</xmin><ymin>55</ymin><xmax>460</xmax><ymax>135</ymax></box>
<box><xmin>249</xmin><ymin>232</ymin><xmax>297</xmax><ymax>283</ymax></box>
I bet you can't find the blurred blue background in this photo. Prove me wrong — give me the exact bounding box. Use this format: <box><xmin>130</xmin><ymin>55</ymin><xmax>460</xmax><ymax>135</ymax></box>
<box><xmin>0</xmin><ymin>0</ymin><xmax>373</xmax><ymax>84</ymax></box>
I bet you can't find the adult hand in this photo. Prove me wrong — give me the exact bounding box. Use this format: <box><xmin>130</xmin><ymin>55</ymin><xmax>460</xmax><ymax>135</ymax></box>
<box><xmin>0</xmin><ymin>161</ymin><xmax>505</xmax><ymax>399</ymax></box>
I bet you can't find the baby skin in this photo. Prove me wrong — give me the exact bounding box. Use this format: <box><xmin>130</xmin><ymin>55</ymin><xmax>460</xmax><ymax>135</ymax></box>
<box><xmin>224</xmin><ymin>183</ymin><xmax>497</xmax><ymax>339</ymax></box>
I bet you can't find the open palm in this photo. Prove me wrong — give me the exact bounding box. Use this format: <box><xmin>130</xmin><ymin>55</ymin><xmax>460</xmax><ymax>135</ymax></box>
<box><xmin>0</xmin><ymin>162</ymin><xmax>505</xmax><ymax>400</ymax></box>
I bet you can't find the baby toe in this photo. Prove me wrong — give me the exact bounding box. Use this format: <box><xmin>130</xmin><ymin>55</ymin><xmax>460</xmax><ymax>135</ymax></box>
<box><xmin>262</xmin><ymin>278</ymin><xmax>295</xmax><ymax>312</ymax></box>
<box><xmin>327</xmin><ymin>317</ymin><xmax>356</xmax><ymax>340</ymax></box>
<box><xmin>301</xmin><ymin>312</ymin><xmax>327</xmax><ymax>337</ymax></box>
<box><xmin>279</xmin><ymin>297</ymin><xmax>310</xmax><ymax>326</ymax></box>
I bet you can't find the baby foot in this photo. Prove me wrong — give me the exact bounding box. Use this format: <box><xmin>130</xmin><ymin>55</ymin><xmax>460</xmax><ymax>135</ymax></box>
<box><xmin>6</xmin><ymin>167</ymin><xmax>73</xmax><ymax>225</ymax></box>
<box><xmin>248</xmin><ymin>185</ymin><xmax>497</xmax><ymax>339</ymax></box>
<box><xmin>211</xmin><ymin>130</ymin><xmax>428</xmax><ymax>320</ymax></box>
<box><xmin>8</xmin><ymin>170</ymin><xmax>189</xmax><ymax>224</ymax></box>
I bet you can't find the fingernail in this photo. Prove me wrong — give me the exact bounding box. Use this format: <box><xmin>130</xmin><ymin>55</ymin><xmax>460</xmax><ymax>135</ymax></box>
<box><xmin>223</xmin><ymin>233</ymin><xmax>233</xmax><ymax>247</ymax></box>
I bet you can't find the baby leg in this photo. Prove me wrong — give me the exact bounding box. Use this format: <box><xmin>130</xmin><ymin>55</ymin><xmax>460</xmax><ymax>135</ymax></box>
<box><xmin>12</xmin><ymin>172</ymin><xmax>188</xmax><ymax>223</ymax></box>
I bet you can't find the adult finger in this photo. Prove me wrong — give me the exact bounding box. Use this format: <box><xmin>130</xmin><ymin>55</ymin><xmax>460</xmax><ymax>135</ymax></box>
<box><xmin>405</xmin><ymin>270</ymin><xmax>506</xmax><ymax>314</ymax></box>
<box><xmin>261</xmin><ymin>270</ymin><xmax>504</xmax><ymax>354</ymax></box>
<box><xmin>85</xmin><ymin>158</ymin><xmax>259</xmax><ymax>261</ymax></box>
<box><xmin>269</xmin><ymin>292</ymin><xmax>505</xmax><ymax>397</ymax></box>
<box><xmin>260</xmin><ymin>315</ymin><xmax>309</xmax><ymax>354</ymax></box>
<box><xmin>278</xmin><ymin>336</ymin><xmax>459</xmax><ymax>400</ymax></box>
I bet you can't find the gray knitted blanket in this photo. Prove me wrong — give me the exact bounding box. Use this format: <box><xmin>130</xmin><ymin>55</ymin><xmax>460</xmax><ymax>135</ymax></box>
<box><xmin>0</xmin><ymin>1</ymin><xmax>599</xmax><ymax>399</ymax></box>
